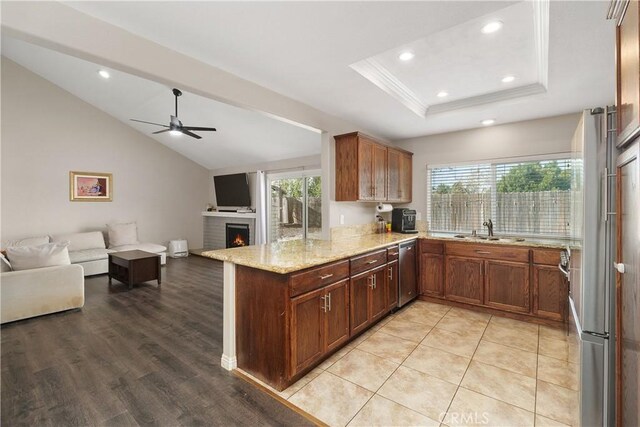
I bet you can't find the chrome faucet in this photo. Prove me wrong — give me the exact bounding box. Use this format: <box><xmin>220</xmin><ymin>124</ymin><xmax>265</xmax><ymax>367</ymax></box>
<box><xmin>483</xmin><ymin>219</ymin><xmax>494</xmax><ymax>237</ymax></box>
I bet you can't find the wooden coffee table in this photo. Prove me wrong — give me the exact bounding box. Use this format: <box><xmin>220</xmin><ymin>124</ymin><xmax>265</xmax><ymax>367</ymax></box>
<box><xmin>108</xmin><ymin>250</ymin><xmax>161</xmax><ymax>289</ymax></box>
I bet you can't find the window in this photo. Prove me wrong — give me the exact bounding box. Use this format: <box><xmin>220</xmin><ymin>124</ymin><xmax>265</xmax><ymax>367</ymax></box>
<box><xmin>427</xmin><ymin>156</ymin><xmax>573</xmax><ymax>238</ymax></box>
<box><xmin>268</xmin><ymin>171</ymin><xmax>322</xmax><ymax>242</ymax></box>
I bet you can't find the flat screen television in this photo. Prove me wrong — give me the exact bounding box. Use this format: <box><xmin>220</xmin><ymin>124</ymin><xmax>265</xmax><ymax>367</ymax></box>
<box><xmin>213</xmin><ymin>173</ymin><xmax>251</xmax><ymax>208</ymax></box>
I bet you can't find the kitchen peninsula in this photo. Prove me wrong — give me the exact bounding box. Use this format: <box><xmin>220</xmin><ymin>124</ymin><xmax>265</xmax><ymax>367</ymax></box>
<box><xmin>202</xmin><ymin>233</ymin><xmax>568</xmax><ymax>391</ymax></box>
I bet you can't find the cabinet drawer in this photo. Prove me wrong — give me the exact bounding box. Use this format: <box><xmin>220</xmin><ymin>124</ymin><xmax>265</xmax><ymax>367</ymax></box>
<box><xmin>387</xmin><ymin>245</ymin><xmax>400</xmax><ymax>261</ymax></box>
<box><xmin>350</xmin><ymin>249</ymin><xmax>387</xmax><ymax>276</ymax></box>
<box><xmin>290</xmin><ymin>260</ymin><xmax>349</xmax><ymax>297</ymax></box>
<box><xmin>532</xmin><ymin>249</ymin><xmax>561</xmax><ymax>266</ymax></box>
<box><xmin>420</xmin><ymin>240</ymin><xmax>444</xmax><ymax>254</ymax></box>
<box><xmin>446</xmin><ymin>242</ymin><xmax>529</xmax><ymax>263</ymax></box>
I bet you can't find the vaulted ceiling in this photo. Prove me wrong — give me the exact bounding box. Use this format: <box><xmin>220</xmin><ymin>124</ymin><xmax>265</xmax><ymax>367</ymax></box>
<box><xmin>64</xmin><ymin>1</ymin><xmax>615</xmax><ymax>139</ymax></box>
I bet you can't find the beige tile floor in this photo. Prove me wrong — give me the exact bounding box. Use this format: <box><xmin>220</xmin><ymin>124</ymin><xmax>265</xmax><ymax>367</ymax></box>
<box><xmin>246</xmin><ymin>300</ymin><xmax>580</xmax><ymax>427</ymax></box>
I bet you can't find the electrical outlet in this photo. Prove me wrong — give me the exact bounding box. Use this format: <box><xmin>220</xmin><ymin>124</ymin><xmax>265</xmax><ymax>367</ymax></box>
<box><xmin>339</xmin><ymin>214</ymin><xmax>345</xmax><ymax>225</ymax></box>
<box><xmin>416</xmin><ymin>212</ymin><xmax>422</xmax><ymax>221</ymax></box>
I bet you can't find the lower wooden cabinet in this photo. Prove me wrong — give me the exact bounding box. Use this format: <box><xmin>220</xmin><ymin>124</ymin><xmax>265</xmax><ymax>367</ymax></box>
<box><xmin>387</xmin><ymin>260</ymin><xmax>399</xmax><ymax>309</ymax></box>
<box><xmin>350</xmin><ymin>265</ymin><xmax>387</xmax><ymax>335</ymax></box>
<box><xmin>532</xmin><ymin>265</ymin><xmax>567</xmax><ymax>321</ymax></box>
<box><xmin>444</xmin><ymin>256</ymin><xmax>483</xmax><ymax>304</ymax></box>
<box><xmin>291</xmin><ymin>279</ymin><xmax>349</xmax><ymax>376</ymax></box>
<box><xmin>420</xmin><ymin>253</ymin><xmax>444</xmax><ymax>297</ymax></box>
<box><xmin>484</xmin><ymin>260</ymin><xmax>530</xmax><ymax>313</ymax></box>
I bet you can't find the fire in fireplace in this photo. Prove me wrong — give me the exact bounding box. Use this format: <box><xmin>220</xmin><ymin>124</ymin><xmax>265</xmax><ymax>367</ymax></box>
<box><xmin>226</xmin><ymin>223</ymin><xmax>250</xmax><ymax>248</ymax></box>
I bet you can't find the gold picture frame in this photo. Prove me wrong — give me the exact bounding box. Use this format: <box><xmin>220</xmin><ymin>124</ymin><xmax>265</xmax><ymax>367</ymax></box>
<box><xmin>69</xmin><ymin>171</ymin><xmax>113</xmax><ymax>202</ymax></box>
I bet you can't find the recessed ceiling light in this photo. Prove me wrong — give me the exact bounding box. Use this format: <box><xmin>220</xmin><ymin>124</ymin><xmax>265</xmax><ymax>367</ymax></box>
<box><xmin>98</xmin><ymin>69</ymin><xmax>110</xmax><ymax>79</ymax></box>
<box><xmin>481</xmin><ymin>119</ymin><xmax>496</xmax><ymax>126</ymax></box>
<box><xmin>169</xmin><ymin>130</ymin><xmax>182</xmax><ymax>137</ymax></box>
<box><xmin>501</xmin><ymin>75</ymin><xmax>515</xmax><ymax>83</ymax></box>
<box><xmin>437</xmin><ymin>91</ymin><xmax>449</xmax><ymax>98</ymax></box>
<box><xmin>481</xmin><ymin>21</ymin><xmax>503</xmax><ymax>34</ymax></box>
<box><xmin>398</xmin><ymin>51</ymin><xmax>415</xmax><ymax>61</ymax></box>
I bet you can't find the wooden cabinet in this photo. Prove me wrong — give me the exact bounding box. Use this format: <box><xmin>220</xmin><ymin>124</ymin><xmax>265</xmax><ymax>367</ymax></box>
<box><xmin>419</xmin><ymin>240</ymin><xmax>445</xmax><ymax>297</ymax></box>
<box><xmin>484</xmin><ymin>260</ymin><xmax>530</xmax><ymax>313</ymax></box>
<box><xmin>291</xmin><ymin>279</ymin><xmax>349</xmax><ymax>376</ymax></box>
<box><xmin>616</xmin><ymin>0</ymin><xmax>640</xmax><ymax>146</ymax></box>
<box><xmin>350</xmin><ymin>265</ymin><xmax>387</xmax><ymax>335</ymax></box>
<box><xmin>335</xmin><ymin>132</ymin><xmax>412</xmax><ymax>202</ymax></box>
<box><xmin>387</xmin><ymin>260</ymin><xmax>399</xmax><ymax>309</ymax></box>
<box><xmin>387</xmin><ymin>148</ymin><xmax>412</xmax><ymax>203</ymax></box>
<box><xmin>445</xmin><ymin>256</ymin><xmax>484</xmax><ymax>304</ymax></box>
<box><xmin>531</xmin><ymin>249</ymin><xmax>567</xmax><ymax>321</ymax></box>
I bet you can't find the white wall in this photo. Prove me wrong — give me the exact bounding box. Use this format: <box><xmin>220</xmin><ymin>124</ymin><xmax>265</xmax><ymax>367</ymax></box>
<box><xmin>1</xmin><ymin>59</ymin><xmax>210</xmax><ymax>247</ymax></box>
<box><xmin>394</xmin><ymin>113</ymin><xmax>581</xmax><ymax>222</ymax></box>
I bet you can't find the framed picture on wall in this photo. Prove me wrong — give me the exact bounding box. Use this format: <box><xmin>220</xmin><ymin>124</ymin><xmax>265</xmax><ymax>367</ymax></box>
<box><xmin>69</xmin><ymin>171</ymin><xmax>112</xmax><ymax>202</ymax></box>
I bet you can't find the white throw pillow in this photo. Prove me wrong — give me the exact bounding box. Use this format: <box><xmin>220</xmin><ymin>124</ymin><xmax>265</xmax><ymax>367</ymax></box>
<box><xmin>107</xmin><ymin>222</ymin><xmax>139</xmax><ymax>248</ymax></box>
<box><xmin>0</xmin><ymin>254</ymin><xmax>12</xmax><ymax>272</ymax></box>
<box><xmin>6</xmin><ymin>242</ymin><xmax>71</xmax><ymax>271</ymax></box>
<box><xmin>3</xmin><ymin>235</ymin><xmax>50</xmax><ymax>248</ymax></box>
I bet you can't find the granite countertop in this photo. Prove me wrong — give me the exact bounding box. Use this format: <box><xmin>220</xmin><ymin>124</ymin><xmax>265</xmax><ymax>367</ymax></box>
<box><xmin>200</xmin><ymin>232</ymin><xmax>569</xmax><ymax>274</ymax></box>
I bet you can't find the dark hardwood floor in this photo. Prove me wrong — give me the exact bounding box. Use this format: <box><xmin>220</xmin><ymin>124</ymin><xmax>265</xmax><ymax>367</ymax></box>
<box><xmin>1</xmin><ymin>256</ymin><xmax>311</xmax><ymax>426</ymax></box>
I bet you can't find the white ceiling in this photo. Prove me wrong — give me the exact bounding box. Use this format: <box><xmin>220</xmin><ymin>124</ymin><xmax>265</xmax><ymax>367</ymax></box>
<box><xmin>64</xmin><ymin>1</ymin><xmax>616</xmax><ymax>140</ymax></box>
<box><xmin>1</xmin><ymin>37</ymin><xmax>321</xmax><ymax>170</ymax></box>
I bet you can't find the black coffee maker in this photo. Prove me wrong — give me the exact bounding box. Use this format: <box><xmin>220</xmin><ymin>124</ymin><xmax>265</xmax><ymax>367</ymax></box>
<box><xmin>391</xmin><ymin>208</ymin><xmax>419</xmax><ymax>234</ymax></box>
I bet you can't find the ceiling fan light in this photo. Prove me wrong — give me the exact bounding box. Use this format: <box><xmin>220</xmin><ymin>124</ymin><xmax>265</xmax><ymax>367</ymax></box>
<box><xmin>169</xmin><ymin>130</ymin><xmax>182</xmax><ymax>137</ymax></box>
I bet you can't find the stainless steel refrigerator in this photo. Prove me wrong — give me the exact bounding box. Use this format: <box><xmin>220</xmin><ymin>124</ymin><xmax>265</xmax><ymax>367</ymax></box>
<box><xmin>565</xmin><ymin>107</ymin><xmax>617</xmax><ymax>426</ymax></box>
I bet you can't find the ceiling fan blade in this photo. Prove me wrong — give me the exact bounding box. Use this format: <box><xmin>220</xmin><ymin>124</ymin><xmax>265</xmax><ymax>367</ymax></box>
<box><xmin>182</xmin><ymin>126</ymin><xmax>217</xmax><ymax>132</ymax></box>
<box><xmin>180</xmin><ymin>129</ymin><xmax>202</xmax><ymax>139</ymax></box>
<box><xmin>152</xmin><ymin>129</ymin><xmax>171</xmax><ymax>135</ymax></box>
<box><xmin>130</xmin><ymin>119</ymin><xmax>169</xmax><ymax>127</ymax></box>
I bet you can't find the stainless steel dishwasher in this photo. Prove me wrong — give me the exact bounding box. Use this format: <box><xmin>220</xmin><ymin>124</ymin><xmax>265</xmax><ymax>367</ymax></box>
<box><xmin>398</xmin><ymin>240</ymin><xmax>417</xmax><ymax>307</ymax></box>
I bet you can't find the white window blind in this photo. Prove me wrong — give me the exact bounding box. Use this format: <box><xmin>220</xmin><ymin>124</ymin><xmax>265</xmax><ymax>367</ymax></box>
<box><xmin>428</xmin><ymin>158</ymin><xmax>573</xmax><ymax>238</ymax></box>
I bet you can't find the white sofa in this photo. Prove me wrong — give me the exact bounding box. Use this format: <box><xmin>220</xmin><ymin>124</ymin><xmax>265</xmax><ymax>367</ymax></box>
<box><xmin>5</xmin><ymin>232</ymin><xmax>167</xmax><ymax>276</ymax></box>
<box><xmin>1</xmin><ymin>264</ymin><xmax>84</xmax><ymax>324</ymax></box>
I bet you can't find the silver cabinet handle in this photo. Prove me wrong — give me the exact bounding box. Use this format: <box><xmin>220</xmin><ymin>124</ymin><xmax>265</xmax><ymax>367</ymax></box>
<box><xmin>320</xmin><ymin>296</ymin><xmax>327</xmax><ymax>312</ymax></box>
<box><xmin>388</xmin><ymin>266</ymin><xmax>393</xmax><ymax>280</ymax></box>
<box><xmin>367</xmin><ymin>260</ymin><xmax>378</xmax><ymax>265</ymax></box>
<box><xmin>388</xmin><ymin>252</ymin><xmax>399</xmax><ymax>256</ymax></box>
<box><xmin>319</xmin><ymin>273</ymin><xmax>333</xmax><ymax>280</ymax></box>
<box><xmin>475</xmin><ymin>250</ymin><xmax>491</xmax><ymax>254</ymax></box>
<box><xmin>327</xmin><ymin>292</ymin><xmax>332</xmax><ymax>311</ymax></box>
<box><xmin>368</xmin><ymin>275</ymin><xmax>375</xmax><ymax>289</ymax></box>
<box><xmin>373</xmin><ymin>275</ymin><xmax>377</xmax><ymax>289</ymax></box>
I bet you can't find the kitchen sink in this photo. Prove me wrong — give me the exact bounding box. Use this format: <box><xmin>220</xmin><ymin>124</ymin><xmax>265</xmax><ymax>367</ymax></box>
<box><xmin>453</xmin><ymin>234</ymin><xmax>525</xmax><ymax>243</ymax></box>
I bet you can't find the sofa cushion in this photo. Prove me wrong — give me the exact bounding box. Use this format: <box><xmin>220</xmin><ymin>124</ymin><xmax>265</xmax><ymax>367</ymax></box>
<box><xmin>6</xmin><ymin>242</ymin><xmax>71</xmax><ymax>271</ymax></box>
<box><xmin>0</xmin><ymin>254</ymin><xmax>12</xmax><ymax>272</ymax></box>
<box><xmin>51</xmin><ymin>231</ymin><xmax>106</xmax><ymax>252</ymax></box>
<box><xmin>107</xmin><ymin>222</ymin><xmax>139</xmax><ymax>248</ymax></box>
<box><xmin>3</xmin><ymin>235</ymin><xmax>50</xmax><ymax>248</ymax></box>
<box><xmin>68</xmin><ymin>248</ymin><xmax>114</xmax><ymax>264</ymax></box>
<box><xmin>109</xmin><ymin>243</ymin><xmax>167</xmax><ymax>254</ymax></box>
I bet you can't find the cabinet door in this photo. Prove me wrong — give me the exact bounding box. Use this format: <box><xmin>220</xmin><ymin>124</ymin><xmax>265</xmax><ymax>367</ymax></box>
<box><xmin>445</xmin><ymin>256</ymin><xmax>483</xmax><ymax>305</ymax></box>
<box><xmin>533</xmin><ymin>265</ymin><xmax>567</xmax><ymax>321</ymax></box>
<box><xmin>485</xmin><ymin>260</ymin><xmax>530</xmax><ymax>313</ymax></box>
<box><xmin>290</xmin><ymin>288</ymin><xmax>325</xmax><ymax>375</ymax></box>
<box><xmin>400</xmin><ymin>152</ymin><xmax>412</xmax><ymax>203</ymax></box>
<box><xmin>387</xmin><ymin>260</ymin><xmax>399</xmax><ymax>309</ymax></box>
<box><xmin>324</xmin><ymin>279</ymin><xmax>350</xmax><ymax>352</ymax></box>
<box><xmin>358</xmin><ymin>139</ymin><xmax>375</xmax><ymax>200</ymax></box>
<box><xmin>373</xmin><ymin>144</ymin><xmax>388</xmax><ymax>201</ymax></box>
<box><xmin>350</xmin><ymin>271</ymin><xmax>372</xmax><ymax>335</ymax></box>
<box><xmin>370</xmin><ymin>267</ymin><xmax>388</xmax><ymax>322</ymax></box>
<box><xmin>420</xmin><ymin>253</ymin><xmax>444</xmax><ymax>297</ymax></box>
<box><xmin>617</xmin><ymin>0</ymin><xmax>640</xmax><ymax>146</ymax></box>
<box><xmin>387</xmin><ymin>148</ymin><xmax>402</xmax><ymax>201</ymax></box>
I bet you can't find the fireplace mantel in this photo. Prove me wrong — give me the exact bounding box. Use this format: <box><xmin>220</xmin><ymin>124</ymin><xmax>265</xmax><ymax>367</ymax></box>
<box><xmin>202</xmin><ymin>211</ymin><xmax>257</xmax><ymax>219</ymax></box>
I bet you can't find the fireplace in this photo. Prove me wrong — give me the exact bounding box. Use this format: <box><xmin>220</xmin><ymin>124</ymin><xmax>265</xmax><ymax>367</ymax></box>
<box><xmin>226</xmin><ymin>223</ymin><xmax>250</xmax><ymax>248</ymax></box>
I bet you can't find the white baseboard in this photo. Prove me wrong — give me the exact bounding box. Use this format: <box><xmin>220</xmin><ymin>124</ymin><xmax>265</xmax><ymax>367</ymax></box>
<box><xmin>221</xmin><ymin>354</ymin><xmax>237</xmax><ymax>371</ymax></box>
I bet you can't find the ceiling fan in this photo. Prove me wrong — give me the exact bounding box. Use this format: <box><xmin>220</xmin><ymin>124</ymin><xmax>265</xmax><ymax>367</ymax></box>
<box><xmin>130</xmin><ymin>88</ymin><xmax>216</xmax><ymax>139</ymax></box>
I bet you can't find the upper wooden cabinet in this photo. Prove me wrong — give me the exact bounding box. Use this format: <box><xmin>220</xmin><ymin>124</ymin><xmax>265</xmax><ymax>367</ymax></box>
<box><xmin>335</xmin><ymin>132</ymin><xmax>412</xmax><ymax>202</ymax></box>
<box><xmin>617</xmin><ymin>0</ymin><xmax>640</xmax><ymax>146</ymax></box>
